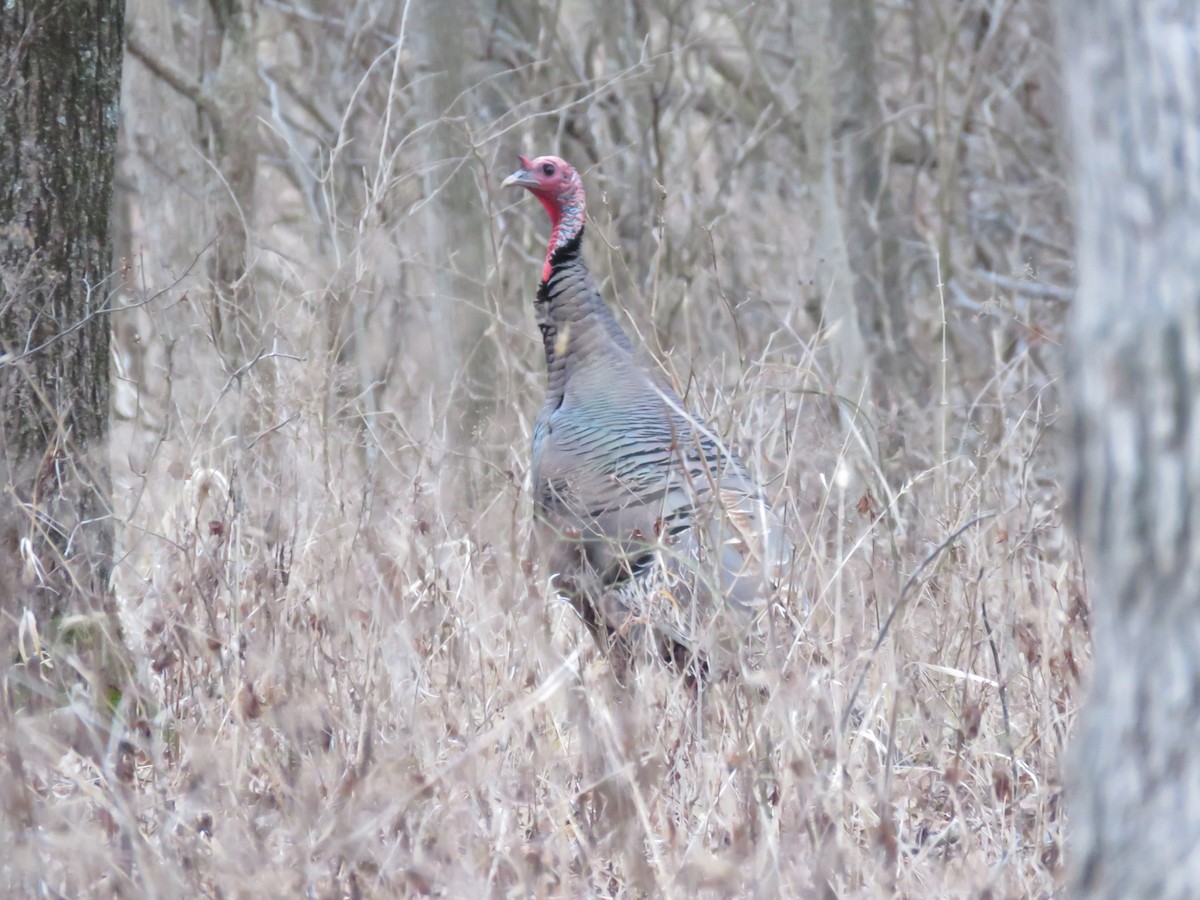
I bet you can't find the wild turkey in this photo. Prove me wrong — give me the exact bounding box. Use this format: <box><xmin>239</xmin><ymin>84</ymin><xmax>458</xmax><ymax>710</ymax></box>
<box><xmin>502</xmin><ymin>153</ymin><xmax>784</xmax><ymax>676</ymax></box>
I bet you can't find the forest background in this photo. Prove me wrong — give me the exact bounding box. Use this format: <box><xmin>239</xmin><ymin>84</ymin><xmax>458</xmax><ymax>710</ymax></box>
<box><xmin>2</xmin><ymin>0</ymin><xmax>1086</xmax><ymax>895</ymax></box>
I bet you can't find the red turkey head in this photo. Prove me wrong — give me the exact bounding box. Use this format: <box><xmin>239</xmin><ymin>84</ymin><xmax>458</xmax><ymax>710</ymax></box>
<box><xmin>502</xmin><ymin>154</ymin><xmax>585</xmax><ymax>230</ymax></box>
<box><xmin>503</xmin><ymin>153</ymin><xmax>587</xmax><ymax>281</ymax></box>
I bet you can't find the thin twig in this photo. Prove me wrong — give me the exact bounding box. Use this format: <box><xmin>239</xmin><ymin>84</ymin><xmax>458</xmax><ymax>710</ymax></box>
<box><xmin>981</xmin><ymin>593</ymin><xmax>1019</xmax><ymax>799</ymax></box>
<box><xmin>125</xmin><ymin>30</ymin><xmax>223</xmax><ymax>126</ymax></box>
<box><xmin>840</xmin><ymin>513</ymin><xmax>996</xmax><ymax>732</ymax></box>
<box><xmin>976</xmin><ymin>269</ymin><xmax>1074</xmax><ymax>303</ymax></box>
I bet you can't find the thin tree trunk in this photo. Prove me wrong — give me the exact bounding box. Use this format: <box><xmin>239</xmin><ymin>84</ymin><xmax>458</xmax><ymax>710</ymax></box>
<box><xmin>829</xmin><ymin>0</ymin><xmax>913</xmax><ymax>394</ymax></box>
<box><xmin>0</xmin><ymin>0</ymin><xmax>123</xmax><ymax>619</ymax></box>
<box><xmin>799</xmin><ymin>1</ymin><xmax>870</xmax><ymax>416</ymax></box>
<box><xmin>1061</xmin><ymin>0</ymin><xmax>1200</xmax><ymax>895</ymax></box>
<box><xmin>208</xmin><ymin>0</ymin><xmax>262</xmax><ymax>369</ymax></box>
<box><xmin>416</xmin><ymin>4</ymin><xmax>492</xmax><ymax>451</ymax></box>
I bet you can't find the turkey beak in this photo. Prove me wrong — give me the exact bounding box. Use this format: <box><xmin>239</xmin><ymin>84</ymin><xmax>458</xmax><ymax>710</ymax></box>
<box><xmin>501</xmin><ymin>167</ymin><xmax>537</xmax><ymax>190</ymax></box>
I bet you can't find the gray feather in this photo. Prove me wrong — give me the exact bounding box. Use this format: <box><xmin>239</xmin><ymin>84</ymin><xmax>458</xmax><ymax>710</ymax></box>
<box><xmin>530</xmin><ymin>247</ymin><xmax>785</xmax><ymax>660</ymax></box>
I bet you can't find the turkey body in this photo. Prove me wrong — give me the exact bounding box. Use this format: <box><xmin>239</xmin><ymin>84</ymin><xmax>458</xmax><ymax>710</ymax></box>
<box><xmin>504</xmin><ymin>155</ymin><xmax>783</xmax><ymax>671</ymax></box>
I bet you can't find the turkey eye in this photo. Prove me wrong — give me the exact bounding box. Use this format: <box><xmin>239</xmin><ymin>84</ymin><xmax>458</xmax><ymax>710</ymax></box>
<box><xmin>541</xmin><ymin>163</ymin><xmax>555</xmax><ymax>176</ymax></box>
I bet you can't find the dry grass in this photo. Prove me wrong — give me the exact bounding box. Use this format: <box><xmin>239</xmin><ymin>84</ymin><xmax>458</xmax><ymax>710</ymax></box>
<box><xmin>1</xmin><ymin>0</ymin><xmax>1083</xmax><ymax>896</ymax></box>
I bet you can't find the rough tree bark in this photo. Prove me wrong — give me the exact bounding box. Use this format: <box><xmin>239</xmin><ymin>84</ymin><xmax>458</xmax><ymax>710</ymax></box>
<box><xmin>1061</xmin><ymin>0</ymin><xmax>1200</xmax><ymax>895</ymax></box>
<box><xmin>0</xmin><ymin>1</ymin><xmax>124</xmax><ymax>619</ymax></box>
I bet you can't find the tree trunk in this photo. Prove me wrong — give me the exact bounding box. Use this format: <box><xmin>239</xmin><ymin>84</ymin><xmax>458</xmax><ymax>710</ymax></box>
<box><xmin>0</xmin><ymin>0</ymin><xmax>123</xmax><ymax>619</ymax></box>
<box><xmin>799</xmin><ymin>1</ymin><xmax>870</xmax><ymax>416</ymax></box>
<box><xmin>416</xmin><ymin>4</ymin><xmax>492</xmax><ymax>451</ymax></box>
<box><xmin>1061</xmin><ymin>1</ymin><xmax>1200</xmax><ymax>895</ymax></box>
<box><xmin>208</xmin><ymin>0</ymin><xmax>262</xmax><ymax>369</ymax></box>
<box><xmin>829</xmin><ymin>0</ymin><xmax>913</xmax><ymax>394</ymax></box>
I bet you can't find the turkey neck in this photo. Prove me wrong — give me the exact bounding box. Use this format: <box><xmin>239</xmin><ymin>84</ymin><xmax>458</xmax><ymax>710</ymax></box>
<box><xmin>536</xmin><ymin>226</ymin><xmax>635</xmax><ymax>405</ymax></box>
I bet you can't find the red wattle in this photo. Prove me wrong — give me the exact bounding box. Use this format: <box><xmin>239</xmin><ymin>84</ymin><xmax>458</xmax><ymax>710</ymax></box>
<box><xmin>536</xmin><ymin>194</ymin><xmax>562</xmax><ymax>230</ymax></box>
